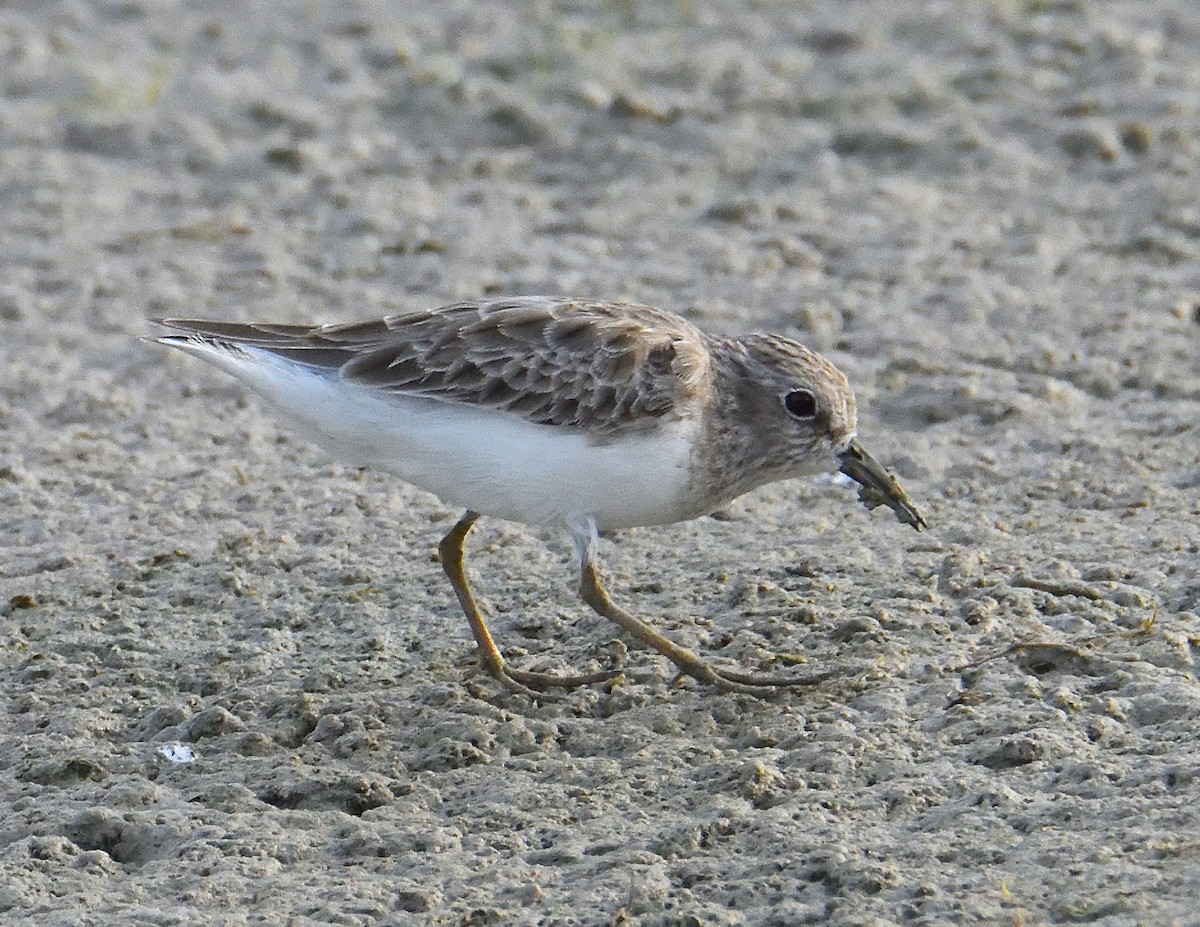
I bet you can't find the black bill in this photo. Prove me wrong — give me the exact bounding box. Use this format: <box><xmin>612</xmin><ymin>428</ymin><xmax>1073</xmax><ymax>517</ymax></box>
<box><xmin>838</xmin><ymin>438</ymin><xmax>927</xmax><ymax>530</ymax></box>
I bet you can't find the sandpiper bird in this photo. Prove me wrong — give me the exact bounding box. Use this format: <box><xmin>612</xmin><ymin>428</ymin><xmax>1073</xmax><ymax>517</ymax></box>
<box><xmin>150</xmin><ymin>297</ymin><xmax>925</xmax><ymax>697</ymax></box>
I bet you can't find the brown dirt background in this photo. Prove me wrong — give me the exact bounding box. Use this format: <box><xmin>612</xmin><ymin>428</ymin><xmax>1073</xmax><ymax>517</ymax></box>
<box><xmin>1</xmin><ymin>1</ymin><xmax>1198</xmax><ymax>925</ymax></box>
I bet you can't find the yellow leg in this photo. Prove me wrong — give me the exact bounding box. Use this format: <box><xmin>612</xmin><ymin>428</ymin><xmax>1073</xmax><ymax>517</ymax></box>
<box><xmin>438</xmin><ymin>511</ymin><xmax>616</xmax><ymax>696</ymax></box>
<box><xmin>576</xmin><ymin>526</ymin><xmax>834</xmax><ymax>697</ymax></box>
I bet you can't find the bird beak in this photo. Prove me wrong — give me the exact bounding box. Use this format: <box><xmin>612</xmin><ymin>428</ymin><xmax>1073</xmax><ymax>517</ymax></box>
<box><xmin>837</xmin><ymin>438</ymin><xmax>927</xmax><ymax>530</ymax></box>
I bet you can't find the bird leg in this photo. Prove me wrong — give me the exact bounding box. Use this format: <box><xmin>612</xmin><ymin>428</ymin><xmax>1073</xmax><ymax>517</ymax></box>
<box><xmin>438</xmin><ymin>510</ymin><xmax>617</xmax><ymax>696</ymax></box>
<box><xmin>573</xmin><ymin>519</ymin><xmax>834</xmax><ymax>697</ymax></box>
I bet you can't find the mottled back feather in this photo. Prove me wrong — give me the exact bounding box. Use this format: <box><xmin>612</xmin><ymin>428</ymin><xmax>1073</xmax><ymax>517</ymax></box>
<box><xmin>155</xmin><ymin>298</ymin><xmax>714</xmax><ymax>431</ymax></box>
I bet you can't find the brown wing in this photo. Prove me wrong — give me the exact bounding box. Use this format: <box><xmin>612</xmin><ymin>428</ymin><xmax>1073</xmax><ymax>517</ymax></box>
<box><xmin>155</xmin><ymin>297</ymin><xmax>714</xmax><ymax>431</ymax></box>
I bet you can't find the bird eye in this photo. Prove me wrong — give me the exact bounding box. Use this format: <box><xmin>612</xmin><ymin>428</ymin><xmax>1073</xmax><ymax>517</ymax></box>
<box><xmin>783</xmin><ymin>389</ymin><xmax>817</xmax><ymax>419</ymax></box>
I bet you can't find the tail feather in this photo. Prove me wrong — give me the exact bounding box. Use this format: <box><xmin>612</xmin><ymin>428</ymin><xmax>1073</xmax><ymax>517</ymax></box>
<box><xmin>148</xmin><ymin>319</ymin><xmax>357</xmax><ymax>371</ymax></box>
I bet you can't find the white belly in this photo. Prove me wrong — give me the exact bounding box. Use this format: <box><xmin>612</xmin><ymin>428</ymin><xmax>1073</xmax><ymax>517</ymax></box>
<box><xmin>191</xmin><ymin>344</ymin><xmax>699</xmax><ymax>530</ymax></box>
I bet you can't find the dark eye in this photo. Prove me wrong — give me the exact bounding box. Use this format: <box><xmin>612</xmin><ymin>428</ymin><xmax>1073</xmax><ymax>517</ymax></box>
<box><xmin>783</xmin><ymin>389</ymin><xmax>817</xmax><ymax>419</ymax></box>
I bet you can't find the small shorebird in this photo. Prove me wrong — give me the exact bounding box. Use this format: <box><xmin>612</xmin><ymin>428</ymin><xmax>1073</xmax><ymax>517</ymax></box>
<box><xmin>150</xmin><ymin>297</ymin><xmax>925</xmax><ymax>697</ymax></box>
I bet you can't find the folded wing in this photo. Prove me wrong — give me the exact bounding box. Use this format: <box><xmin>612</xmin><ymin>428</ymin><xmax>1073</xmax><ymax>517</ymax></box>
<box><xmin>154</xmin><ymin>297</ymin><xmax>714</xmax><ymax>432</ymax></box>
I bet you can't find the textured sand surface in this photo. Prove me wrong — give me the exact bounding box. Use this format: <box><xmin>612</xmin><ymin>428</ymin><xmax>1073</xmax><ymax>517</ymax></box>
<box><xmin>2</xmin><ymin>2</ymin><xmax>1199</xmax><ymax>925</ymax></box>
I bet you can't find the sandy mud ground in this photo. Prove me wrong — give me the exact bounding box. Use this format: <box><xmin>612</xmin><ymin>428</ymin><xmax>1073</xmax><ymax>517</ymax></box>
<box><xmin>1</xmin><ymin>1</ymin><xmax>1199</xmax><ymax>924</ymax></box>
